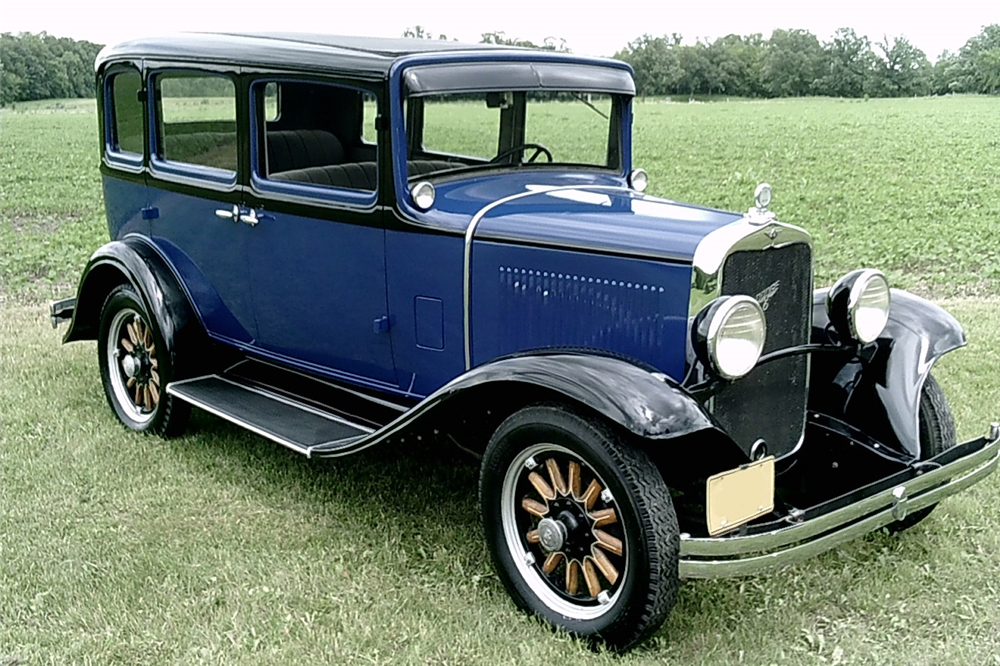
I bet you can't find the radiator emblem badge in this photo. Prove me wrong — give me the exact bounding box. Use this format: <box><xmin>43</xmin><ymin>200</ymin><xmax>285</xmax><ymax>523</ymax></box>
<box><xmin>766</xmin><ymin>226</ymin><xmax>781</xmax><ymax>240</ymax></box>
<box><xmin>756</xmin><ymin>280</ymin><xmax>781</xmax><ymax>311</ymax></box>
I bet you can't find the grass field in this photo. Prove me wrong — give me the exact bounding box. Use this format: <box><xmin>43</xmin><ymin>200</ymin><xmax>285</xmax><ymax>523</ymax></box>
<box><xmin>2</xmin><ymin>96</ymin><xmax>1000</xmax><ymax>664</ymax></box>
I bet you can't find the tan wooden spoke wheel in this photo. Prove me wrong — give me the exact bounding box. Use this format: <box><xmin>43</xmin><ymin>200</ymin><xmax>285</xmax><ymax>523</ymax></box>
<box><xmin>501</xmin><ymin>442</ymin><xmax>629</xmax><ymax>620</ymax></box>
<box><xmin>106</xmin><ymin>307</ymin><xmax>161</xmax><ymax>424</ymax></box>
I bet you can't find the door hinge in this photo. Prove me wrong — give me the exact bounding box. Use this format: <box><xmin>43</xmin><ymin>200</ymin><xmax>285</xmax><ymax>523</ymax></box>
<box><xmin>373</xmin><ymin>315</ymin><xmax>394</xmax><ymax>334</ymax></box>
<box><xmin>141</xmin><ymin>206</ymin><xmax>159</xmax><ymax>220</ymax></box>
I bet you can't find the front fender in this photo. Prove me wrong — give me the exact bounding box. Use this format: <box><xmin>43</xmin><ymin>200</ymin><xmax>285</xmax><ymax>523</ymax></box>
<box><xmin>63</xmin><ymin>236</ymin><xmax>205</xmax><ymax>376</ymax></box>
<box><xmin>810</xmin><ymin>288</ymin><xmax>966</xmax><ymax>458</ymax></box>
<box><xmin>447</xmin><ymin>352</ymin><xmax>716</xmax><ymax>440</ymax></box>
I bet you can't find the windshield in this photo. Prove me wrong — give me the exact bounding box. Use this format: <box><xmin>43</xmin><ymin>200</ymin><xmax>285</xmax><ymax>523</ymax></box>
<box><xmin>405</xmin><ymin>91</ymin><xmax>620</xmax><ymax>177</ymax></box>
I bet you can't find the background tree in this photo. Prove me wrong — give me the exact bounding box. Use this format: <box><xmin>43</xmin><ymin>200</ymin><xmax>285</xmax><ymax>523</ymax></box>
<box><xmin>819</xmin><ymin>28</ymin><xmax>873</xmax><ymax>97</ymax></box>
<box><xmin>402</xmin><ymin>26</ymin><xmax>451</xmax><ymax>40</ymax></box>
<box><xmin>0</xmin><ymin>32</ymin><xmax>102</xmax><ymax>105</ymax></box>
<box><xmin>762</xmin><ymin>29</ymin><xmax>825</xmax><ymax>97</ymax></box>
<box><xmin>869</xmin><ymin>35</ymin><xmax>931</xmax><ymax>96</ymax></box>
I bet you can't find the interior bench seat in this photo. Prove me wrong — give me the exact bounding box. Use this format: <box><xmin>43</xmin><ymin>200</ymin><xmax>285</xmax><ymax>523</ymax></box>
<box><xmin>270</xmin><ymin>160</ymin><xmax>461</xmax><ymax>191</ymax></box>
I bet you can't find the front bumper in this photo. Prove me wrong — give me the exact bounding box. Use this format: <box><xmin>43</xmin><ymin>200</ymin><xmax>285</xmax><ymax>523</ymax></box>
<box><xmin>679</xmin><ymin>422</ymin><xmax>1000</xmax><ymax>579</ymax></box>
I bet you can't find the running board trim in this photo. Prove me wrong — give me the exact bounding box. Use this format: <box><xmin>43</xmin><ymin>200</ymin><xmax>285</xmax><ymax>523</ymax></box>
<box><xmin>166</xmin><ymin>374</ymin><xmax>373</xmax><ymax>458</ymax></box>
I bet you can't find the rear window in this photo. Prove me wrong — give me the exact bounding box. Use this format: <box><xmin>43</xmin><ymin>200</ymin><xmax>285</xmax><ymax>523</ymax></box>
<box><xmin>109</xmin><ymin>70</ymin><xmax>144</xmax><ymax>156</ymax></box>
<box><xmin>155</xmin><ymin>74</ymin><xmax>237</xmax><ymax>172</ymax></box>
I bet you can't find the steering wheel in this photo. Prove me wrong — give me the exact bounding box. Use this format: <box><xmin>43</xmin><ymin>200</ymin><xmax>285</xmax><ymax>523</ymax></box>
<box><xmin>490</xmin><ymin>142</ymin><xmax>553</xmax><ymax>165</ymax></box>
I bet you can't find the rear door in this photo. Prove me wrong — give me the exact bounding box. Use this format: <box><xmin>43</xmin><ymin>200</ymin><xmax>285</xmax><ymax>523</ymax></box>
<box><xmin>242</xmin><ymin>77</ymin><xmax>396</xmax><ymax>387</ymax></box>
<box><xmin>146</xmin><ymin>66</ymin><xmax>258</xmax><ymax>343</ymax></box>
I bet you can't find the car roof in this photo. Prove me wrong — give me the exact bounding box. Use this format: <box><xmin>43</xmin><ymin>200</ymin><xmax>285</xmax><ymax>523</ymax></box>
<box><xmin>96</xmin><ymin>32</ymin><xmax>614</xmax><ymax>77</ymax></box>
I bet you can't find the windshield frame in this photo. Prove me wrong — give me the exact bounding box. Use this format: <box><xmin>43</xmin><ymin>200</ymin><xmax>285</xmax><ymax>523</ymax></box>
<box><xmin>389</xmin><ymin>53</ymin><xmax>635</xmax><ymax>213</ymax></box>
<box><xmin>403</xmin><ymin>90</ymin><xmax>625</xmax><ymax>182</ymax></box>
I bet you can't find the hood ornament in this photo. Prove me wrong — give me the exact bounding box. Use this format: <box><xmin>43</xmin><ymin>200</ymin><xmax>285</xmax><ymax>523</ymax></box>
<box><xmin>747</xmin><ymin>183</ymin><xmax>776</xmax><ymax>225</ymax></box>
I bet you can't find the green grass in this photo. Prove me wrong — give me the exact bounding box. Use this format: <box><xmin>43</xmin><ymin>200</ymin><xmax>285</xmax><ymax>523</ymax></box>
<box><xmin>2</xmin><ymin>97</ymin><xmax>1000</xmax><ymax>663</ymax></box>
<box><xmin>2</xmin><ymin>301</ymin><xmax>998</xmax><ymax>664</ymax></box>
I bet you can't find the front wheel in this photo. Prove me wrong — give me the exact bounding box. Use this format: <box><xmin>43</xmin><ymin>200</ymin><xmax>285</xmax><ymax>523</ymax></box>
<box><xmin>479</xmin><ymin>405</ymin><xmax>679</xmax><ymax>650</ymax></box>
<box><xmin>888</xmin><ymin>374</ymin><xmax>957</xmax><ymax>532</ymax></box>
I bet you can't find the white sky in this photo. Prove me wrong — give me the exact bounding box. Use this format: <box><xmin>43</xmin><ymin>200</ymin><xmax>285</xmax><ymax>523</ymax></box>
<box><xmin>1</xmin><ymin>0</ymin><xmax>997</xmax><ymax>59</ymax></box>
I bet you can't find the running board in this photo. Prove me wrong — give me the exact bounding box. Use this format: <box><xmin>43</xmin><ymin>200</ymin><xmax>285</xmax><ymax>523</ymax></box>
<box><xmin>166</xmin><ymin>375</ymin><xmax>375</xmax><ymax>457</ymax></box>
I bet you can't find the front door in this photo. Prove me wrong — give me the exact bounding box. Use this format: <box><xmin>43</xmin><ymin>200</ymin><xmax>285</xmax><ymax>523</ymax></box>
<box><xmin>242</xmin><ymin>77</ymin><xmax>396</xmax><ymax>387</ymax></box>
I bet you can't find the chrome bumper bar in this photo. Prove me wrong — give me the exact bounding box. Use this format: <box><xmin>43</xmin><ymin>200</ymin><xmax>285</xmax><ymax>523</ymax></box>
<box><xmin>679</xmin><ymin>422</ymin><xmax>1000</xmax><ymax>579</ymax></box>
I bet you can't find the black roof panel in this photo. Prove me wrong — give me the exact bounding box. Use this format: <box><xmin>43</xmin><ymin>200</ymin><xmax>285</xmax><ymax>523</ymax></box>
<box><xmin>96</xmin><ymin>32</ymin><xmax>528</xmax><ymax>76</ymax></box>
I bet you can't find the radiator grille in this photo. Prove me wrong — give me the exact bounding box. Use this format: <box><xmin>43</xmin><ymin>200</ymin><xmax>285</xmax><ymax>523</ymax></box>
<box><xmin>712</xmin><ymin>243</ymin><xmax>812</xmax><ymax>458</ymax></box>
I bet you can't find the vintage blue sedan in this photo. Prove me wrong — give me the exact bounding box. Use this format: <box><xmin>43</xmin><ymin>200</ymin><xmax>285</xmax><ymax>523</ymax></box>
<box><xmin>51</xmin><ymin>33</ymin><xmax>998</xmax><ymax>650</ymax></box>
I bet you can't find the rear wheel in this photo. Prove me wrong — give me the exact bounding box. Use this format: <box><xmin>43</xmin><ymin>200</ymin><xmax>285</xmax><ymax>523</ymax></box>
<box><xmin>889</xmin><ymin>374</ymin><xmax>956</xmax><ymax>532</ymax></box>
<box><xmin>479</xmin><ymin>405</ymin><xmax>679</xmax><ymax>650</ymax></box>
<box><xmin>98</xmin><ymin>284</ymin><xmax>190</xmax><ymax>437</ymax></box>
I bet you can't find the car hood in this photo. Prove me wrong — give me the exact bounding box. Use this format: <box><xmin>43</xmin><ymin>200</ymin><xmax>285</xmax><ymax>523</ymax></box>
<box><xmin>423</xmin><ymin>173</ymin><xmax>745</xmax><ymax>264</ymax></box>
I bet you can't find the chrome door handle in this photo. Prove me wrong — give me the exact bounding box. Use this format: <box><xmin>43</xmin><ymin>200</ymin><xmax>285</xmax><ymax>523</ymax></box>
<box><xmin>215</xmin><ymin>205</ymin><xmax>239</xmax><ymax>220</ymax></box>
<box><xmin>238</xmin><ymin>208</ymin><xmax>260</xmax><ymax>226</ymax></box>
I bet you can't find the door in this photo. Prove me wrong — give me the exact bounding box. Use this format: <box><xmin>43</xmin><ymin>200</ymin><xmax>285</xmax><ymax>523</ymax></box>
<box><xmin>146</xmin><ymin>68</ymin><xmax>258</xmax><ymax>343</ymax></box>
<box><xmin>242</xmin><ymin>77</ymin><xmax>396</xmax><ymax>387</ymax></box>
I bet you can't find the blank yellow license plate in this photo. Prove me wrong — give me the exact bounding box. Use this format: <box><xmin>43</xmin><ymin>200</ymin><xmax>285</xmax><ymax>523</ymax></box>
<box><xmin>706</xmin><ymin>456</ymin><xmax>775</xmax><ymax>536</ymax></box>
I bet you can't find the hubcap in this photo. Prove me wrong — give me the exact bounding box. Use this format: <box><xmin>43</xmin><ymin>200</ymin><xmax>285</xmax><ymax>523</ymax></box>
<box><xmin>106</xmin><ymin>309</ymin><xmax>161</xmax><ymax>424</ymax></box>
<box><xmin>122</xmin><ymin>354</ymin><xmax>140</xmax><ymax>378</ymax></box>
<box><xmin>537</xmin><ymin>518</ymin><xmax>567</xmax><ymax>553</ymax></box>
<box><xmin>500</xmin><ymin>443</ymin><xmax>629</xmax><ymax>621</ymax></box>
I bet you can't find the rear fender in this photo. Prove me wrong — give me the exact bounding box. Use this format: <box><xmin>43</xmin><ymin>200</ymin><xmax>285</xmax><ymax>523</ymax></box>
<box><xmin>810</xmin><ymin>288</ymin><xmax>965</xmax><ymax>458</ymax></box>
<box><xmin>63</xmin><ymin>236</ymin><xmax>206</xmax><ymax>376</ymax></box>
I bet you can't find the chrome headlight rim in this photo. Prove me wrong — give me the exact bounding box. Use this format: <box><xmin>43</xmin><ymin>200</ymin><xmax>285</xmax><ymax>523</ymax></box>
<box><xmin>828</xmin><ymin>268</ymin><xmax>891</xmax><ymax>345</ymax></box>
<box><xmin>694</xmin><ymin>295</ymin><xmax>768</xmax><ymax>380</ymax></box>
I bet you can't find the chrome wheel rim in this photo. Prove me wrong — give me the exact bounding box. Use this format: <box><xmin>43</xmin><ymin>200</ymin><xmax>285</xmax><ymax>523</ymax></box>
<box><xmin>107</xmin><ymin>308</ymin><xmax>160</xmax><ymax>424</ymax></box>
<box><xmin>500</xmin><ymin>442</ymin><xmax>629</xmax><ymax>620</ymax></box>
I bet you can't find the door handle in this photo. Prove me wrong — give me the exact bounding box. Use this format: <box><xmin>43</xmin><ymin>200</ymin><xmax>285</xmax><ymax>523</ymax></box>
<box><xmin>238</xmin><ymin>208</ymin><xmax>274</xmax><ymax>226</ymax></box>
<box><xmin>238</xmin><ymin>208</ymin><xmax>260</xmax><ymax>226</ymax></box>
<box><xmin>215</xmin><ymin>205</ymin><xmax>239</xmax><ymax>220</ymax></box>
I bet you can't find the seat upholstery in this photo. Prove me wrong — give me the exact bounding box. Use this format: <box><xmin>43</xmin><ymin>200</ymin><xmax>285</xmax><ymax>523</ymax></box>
<box><xmin>407</xmin><ymin>160</ymin><xmax>460</xmax><ymax>177</ymax></box>
<box><xmin>271</xmin><ymin>162</ymin><xmax>379</xmax><ymax>190</ymax></box>
<box><xmin>265</xmin><ymin>129</ymin><xmax>346</xmax><ymax>175</ymax></box>
<box><xmin>268</xmin><ymin>160</ymin><xmax>463</xmax><ymax>191</ymax></box>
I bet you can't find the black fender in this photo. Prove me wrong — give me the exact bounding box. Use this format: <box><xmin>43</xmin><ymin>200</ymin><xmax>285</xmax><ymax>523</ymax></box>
<box><xmin>391</xmin><ymin>351</ymin><xmax>717</xmax><ymax>446</ymax></box>
<box><xmin>810</xmin><ymin>288</ymin><xmax>966</xmax><ymax>458</ymax></box>
<box><xmin>63</xmin><ymin>235</ymin><xmax>207</xmax><ymax>377</ymax></box>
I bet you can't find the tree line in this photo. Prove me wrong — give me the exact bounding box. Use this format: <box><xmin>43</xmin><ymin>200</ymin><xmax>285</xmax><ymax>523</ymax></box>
<box><xmin>615</xmin><ymin>25</ymin><xmax>1000</xmax><ymax>98</ymax></box>
<box><xmin>1</xmin><ymin>25</ymin><xmax>997</xmax><ymax>106</ymax></box>
<box><xmin>0</xmin><ymin>32</ymin><xmax>102</xmax><ymax>104</ymax></box>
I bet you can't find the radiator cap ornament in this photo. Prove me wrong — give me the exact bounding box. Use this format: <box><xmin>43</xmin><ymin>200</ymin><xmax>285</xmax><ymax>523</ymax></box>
<box><xmin>748</xmin><ymin>183</ymin><xmax>776</xmax><ymax>225</ymax></box>
<box><xmin>754</xmin><ymin>183</ymin><xmax>772</xmax><ymax>210</ymax></box>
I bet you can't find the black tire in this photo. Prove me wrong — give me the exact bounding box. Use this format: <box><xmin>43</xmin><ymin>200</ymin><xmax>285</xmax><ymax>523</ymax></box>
<box><xmin>888</xmin><ymin>374</ymin><xmax>957</xmax><ymax>532</ymax></box>
<box><xmin>479</xmin><ymin>405</ymin><xmax>679</xmax><ymax>651</ymax></box>
<box><xmin>98</xmin><ymin>283</ymin><xmax>190</xmax><ymax>438</ymax></box>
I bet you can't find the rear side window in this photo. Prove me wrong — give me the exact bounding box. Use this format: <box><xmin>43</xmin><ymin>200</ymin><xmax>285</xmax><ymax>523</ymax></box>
<box><xmin>109</xmin><ymin>70</ymin><xmax>144</xmax><ymax>156</ymax></box>
<box><xmin>155</xmin><ymin>74</ymin><xmax>237</xmax><ymax>172</ymax></box>
<box><xmin>253</xmin><ymin>79</ymin><xmax>378</xmax><ymax>197</ymax></box>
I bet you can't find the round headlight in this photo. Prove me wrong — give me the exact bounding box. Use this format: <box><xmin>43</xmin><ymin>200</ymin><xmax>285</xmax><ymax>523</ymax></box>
<box><xmin>410</xmin><ymin>181</ymin><xmax>435</xmax><ymax>210</ymax></box>
<box><xmin>628</xmin><ymin>169</ymin><xmax>648</xmax><ymax>192</ymax></box>
<box><xmin>693</xmin><ymin>295</ymin><xmax>767</xmax><ymax>380</ymax></box>
<box><xmin>827</xmin><ymin>269</ymin><xmax>891</xmax><ymax>344</ymax></box>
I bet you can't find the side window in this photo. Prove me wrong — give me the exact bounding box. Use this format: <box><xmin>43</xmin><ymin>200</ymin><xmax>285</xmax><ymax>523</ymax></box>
<box><xmin>155</xmin><ymin>73</ymin><xmax>237</xmax><ymax>173</ymax></box>
<box><xmin>263</xmin><ymin>82</ymin><xmax>279</xmax><ymax>121</ymax></box>
<box><xmin>254</xmin><ymin>80</ymin><xmax>377</xmax><ymax>195</ymax></box>
<box><xmin>360</xmin><ymin>91</ymin><xmax>377</xmax><ymax>144</ymax></box>
<box><xmin>108</xmin><ymin>69</ymin><xmax>144</xmax><ymax>157</ymax></box>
